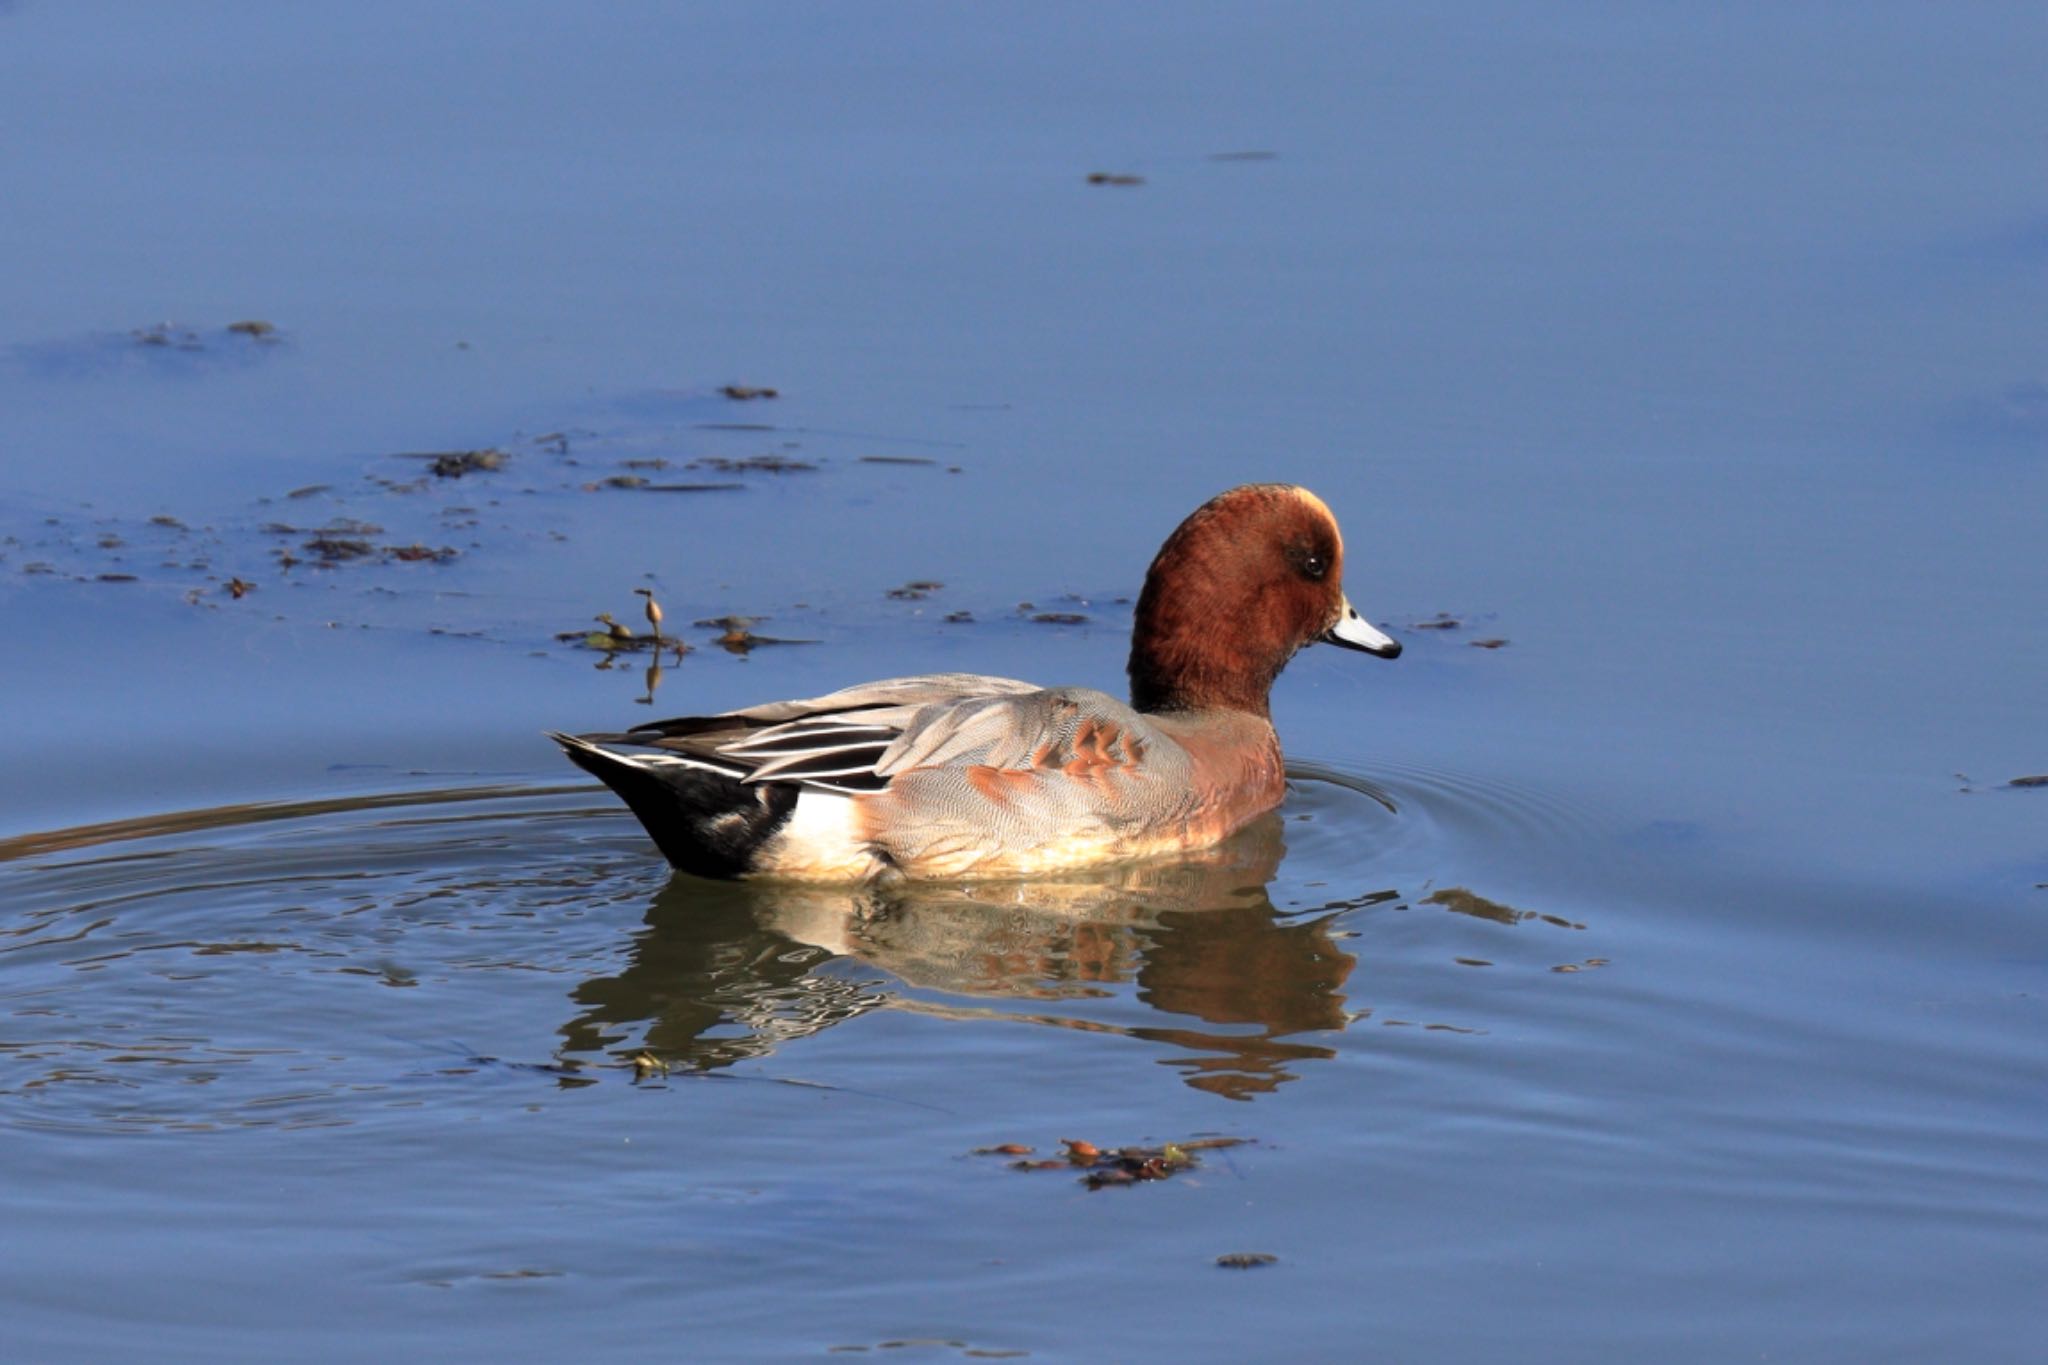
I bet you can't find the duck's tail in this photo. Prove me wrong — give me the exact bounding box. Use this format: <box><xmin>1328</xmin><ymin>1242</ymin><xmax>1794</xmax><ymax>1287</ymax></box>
<box><xmin>546</xmin><ymin>732</ymin><xmax>798</xmax><ymax>879</ymax></box>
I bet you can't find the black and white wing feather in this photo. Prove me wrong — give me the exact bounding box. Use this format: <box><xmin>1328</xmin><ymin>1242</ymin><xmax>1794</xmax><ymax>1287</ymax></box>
<box><xmin>571</xmin><ymin>673</ymin><xmax>1047</xmax><ymax>795</ymax></box>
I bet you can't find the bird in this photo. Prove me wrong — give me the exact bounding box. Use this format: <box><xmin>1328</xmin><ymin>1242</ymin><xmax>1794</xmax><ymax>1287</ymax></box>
<box><xmin>593</xmin><ymin>612</ymin><xmax>634</xmax><ymax>645</ymax></box>
<box><xmin>550</xmin><ymin>484</ymin><xmax>1400</xmax><ymax>881</ymax></box>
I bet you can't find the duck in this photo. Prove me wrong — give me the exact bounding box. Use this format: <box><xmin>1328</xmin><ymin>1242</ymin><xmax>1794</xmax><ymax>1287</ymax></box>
<box><xmin>549</xmin><ymin>483</ymin><xmax>1400</xmax><ymax>881</ymax></box>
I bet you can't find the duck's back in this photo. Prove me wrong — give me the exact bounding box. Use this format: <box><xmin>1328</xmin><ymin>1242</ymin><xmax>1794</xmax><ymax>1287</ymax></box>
<box><xmin>555</xmin><ymin>676</ymin><xmax>1283</xmax><ymax>881</ymax></box>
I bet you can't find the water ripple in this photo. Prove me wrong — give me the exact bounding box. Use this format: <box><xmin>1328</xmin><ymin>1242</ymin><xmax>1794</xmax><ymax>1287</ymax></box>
<box><xmin>0</xmin><ymin>772</ymin><xmax>1608</xmax><ymax>1129</ymax></box>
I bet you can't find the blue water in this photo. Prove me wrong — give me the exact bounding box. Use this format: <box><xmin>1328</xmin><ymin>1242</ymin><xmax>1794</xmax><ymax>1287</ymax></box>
<box><xmin>2</xmin><ymin>4</ymin><xmax>2044</xmax><ymax>1361</ymax></box>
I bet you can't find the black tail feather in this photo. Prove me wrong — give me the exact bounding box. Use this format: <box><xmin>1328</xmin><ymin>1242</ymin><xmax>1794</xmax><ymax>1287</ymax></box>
<box><xmin>550</xmin><ymin>734</ymin><xmax>798</xmax><ymax>878</ymax></box>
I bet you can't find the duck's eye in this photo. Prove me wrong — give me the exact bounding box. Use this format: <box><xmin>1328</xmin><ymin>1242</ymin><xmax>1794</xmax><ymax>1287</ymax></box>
<box><xmin>1298</xmin><ymin>552</ymin><xmax>1327</xmax><ymax>581</ymax></box>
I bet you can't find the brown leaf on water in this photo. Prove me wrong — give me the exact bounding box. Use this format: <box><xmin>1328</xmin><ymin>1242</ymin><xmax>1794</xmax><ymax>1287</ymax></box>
<box><xmin>386</xmin><ymin>543</ymin><xmax>458</xmax><ymax>563</ymax></box>
<box><xmin>998</xmin><ymin>1135</ymin><xmax>1254</xmax><ymax>1190</ymax></box>
<box><xmin>302</xmin><ymin>536</ymin><xmax>375</xmax><ymax>561</ymax></box>
<box><xmin>692</xmin><ymin>454</ymin><xmax>815</xmax><ymax>474</ymax></box>
<box><xmin>423</xmin><ymin>449</ymin><xmax>506</xmax><ymax>478</ymax></box>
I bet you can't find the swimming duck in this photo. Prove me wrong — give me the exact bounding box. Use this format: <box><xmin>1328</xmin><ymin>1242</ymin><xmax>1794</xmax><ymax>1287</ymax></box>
<box><xmin>550</xmin><ymin>484</ymin><xmax>1400</xmax><ymax>880</ymax></box>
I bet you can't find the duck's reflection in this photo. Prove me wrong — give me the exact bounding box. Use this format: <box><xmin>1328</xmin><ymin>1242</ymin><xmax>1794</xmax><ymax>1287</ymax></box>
<box><xmin>560</xmin><ymin>814</ymin><xmax>1362</xmax><ymax>1099</ymax></box>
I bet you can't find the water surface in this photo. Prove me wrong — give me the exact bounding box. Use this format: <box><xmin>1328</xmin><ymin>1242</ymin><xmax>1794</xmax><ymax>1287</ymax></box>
<box><xmin>2</xmin><ymin>3</ymin><xmax>2044</xmax><ymax>1361</ymax></box>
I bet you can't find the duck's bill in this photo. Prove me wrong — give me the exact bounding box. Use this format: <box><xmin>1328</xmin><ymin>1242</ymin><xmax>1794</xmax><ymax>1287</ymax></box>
<box><xmin>1323</xmin><ymin>597</ymin><xmax>1402</xmax><ymax>658</ymax></box>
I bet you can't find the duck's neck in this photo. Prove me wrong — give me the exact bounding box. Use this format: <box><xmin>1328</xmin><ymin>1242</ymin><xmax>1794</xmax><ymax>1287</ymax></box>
<box><xmin>1127</xmin><ymin>627</ymin><xmax>1278</xmax><ymax>717</ymax></box>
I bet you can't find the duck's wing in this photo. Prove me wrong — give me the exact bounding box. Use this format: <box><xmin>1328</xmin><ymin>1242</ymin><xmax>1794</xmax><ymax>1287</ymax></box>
<box><xmin>649</xmin><ymin>673</ymin><xmax>1044</xmax><ymax>733</ymax></box>
<box><xmin>596</xmin><ymin>673</ymin><xmax>1048</xmax><ymax>795</ymax></box>
<box><xmin>872</xmin><ymin>686</ymin><xmax>1174</xmax><ymax>779</ymax></box>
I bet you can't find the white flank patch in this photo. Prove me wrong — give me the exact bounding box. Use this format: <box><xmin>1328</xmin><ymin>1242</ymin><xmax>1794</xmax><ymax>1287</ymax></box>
<box><xmin>757</xmin><ymin>789</ymin><xmax>879</xmax><ymax>878</ymax></box>
<box><xmin>779</xmin><ymin>789</ymin><xmax>859</xmax><ymax>850</ymax></box>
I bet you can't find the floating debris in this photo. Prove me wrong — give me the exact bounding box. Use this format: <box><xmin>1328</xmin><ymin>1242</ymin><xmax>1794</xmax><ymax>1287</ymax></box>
<box><xmin>1086</xmin><ymin>172</ymin><xmax>1145</xmax><ymax>186</ymax></box>
<box><xmin>683</xmin><ymin>615</ymin><xmax>819</xmax><ymax>653</ymax></box>
<box><xmin>270</xmin><ymin>518</ymin><xmax>383</xmax><ymax>538</ymax></box>
<box><xmin>564</xmin><ymin>597</ymin><xmax>695</xmax><ymax>656</ymax></box>
<box><xmin>1470</xmin><ymin>638</ymin><xmax>1509</xmax><ymax>649</ymax></box>
<box><xmin>285</xmin><ymin>484</ymin><xmax>332</xmax><ymax>500</ymax></box>
<box><xmin>1214</xmin><ymin>1253</ymin><xmax>1278</xmax><ymax>1269</ymax></box>
<box><xmin>632</xmin><ymin>589</ymin><xmax>687</xmax><ymax>656</ymax></box>
<box><xmin>424</xmin><ymin>449</ymin><xmax>507</xmax><ymax>479</ymax></box>
<box><xmin>691</xmin><ymin>454</ymin><xmax>817</xmax><ymax>474</ymax></box>
<box><xmin>636</xmin><ymin>482</ymin><xmax>746</xmax><ymax>493</ymax></box>
<box><xmin>980</xmin><ymin>1135</ymin><xmax>1250</xmax><ymax>1189</ymax></box>
<box><xmin>591</xmin><ymin>475</ymin><xmax>745</xmax><ymax>493</ymax></box>
<box><xmin>1208</xmin><ymin>151</ymin><xmax>1279</xmax><ymax>162</ymax></box>
<box><xmin>95</xmin><ymin>573</ymin><xmax>137</xmax><ymax>583</ymax></box>
<box><xmin>634</xmin><ymin>586</ymin><xmax>665</xmax><ymax>643</ymax></box>
<box><xmin>1424</xmin><ymin>886</ymin><xmax>1581</xmax><ymax>929</ymax></box>
<box><xmin>887</xmin><ymin>580</ymin><xmax>944</xmax><ymax>600</ymax></box>
<box><xmin>148</xmin><ymin>514</ymin><xmax>188</xmax><ymax>530</ymax></box>
<box><xmin>1411</xmin><ymin>613</ymin><xmax>1460</xmax><ymax>630</ymax></box>
<box><xmin>858</xmin><ymin>455</ymin><xmax>939</xmax><ymax>467</ymax></box>
<box><xmin>386</xmin><ymin>543</ymin><xmax>458</xmax><ymax>563</ymax></box>
<box><xmin>1030</xmin><ymin>612</ymin><xmax>1089</xmax><ymax>625</ymax></box>
<box><xmin>132</xmin><ymin>323</ymin><xmax>203</xmax><ymax>350</ymax></box>
<box><xmin>302</xmin><ymin>536</ymin><xmax>376</xmax><ymax>562</ymax></box>
<box><xmin>226</xmin><ymin>319</ymin><xmax>277</xmax><ymax>338</ymax></box>
<box><xmin>716</xmin><ymin>624</ymin><xmax>776</xmax><ymax>654</ymax></box>
<box><xmin>226</xmin><ymin>577</ymin><xmax>254</xmax><ymax>599</ymax></box>
<box><xmin>719</xmin><ymin>384</ymin><xmax>779</xmax><ymax>400</ymax></box>
<box><xmin>2010</xmin><ymin>775</ymin><xmax>2048</xmax><ymax>789</ymax></box>
<box><xmin>944</xmin><ymin>610</ymin><xmax>975</xmax><ymax>624</ymax></box>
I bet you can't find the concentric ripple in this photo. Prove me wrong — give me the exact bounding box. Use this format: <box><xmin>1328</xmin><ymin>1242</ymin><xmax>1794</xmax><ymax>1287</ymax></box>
<box><xmin>0</xmin><ymin>766</ymin><xmax>1612</xmax><ymax>1127</ymax></box>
